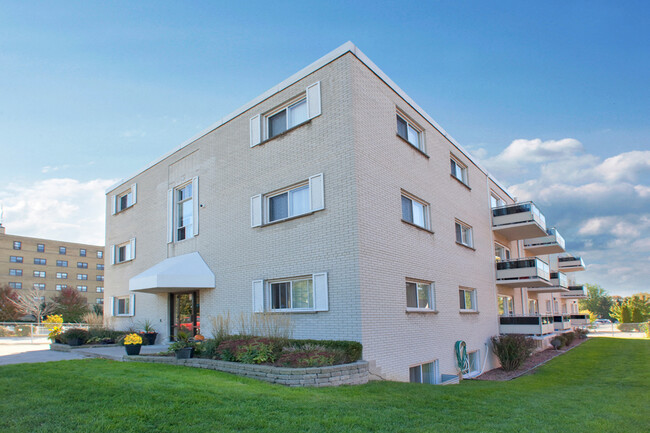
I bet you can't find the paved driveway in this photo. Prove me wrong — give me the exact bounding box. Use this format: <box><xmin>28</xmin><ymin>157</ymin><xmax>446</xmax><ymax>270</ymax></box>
<box><xmin>0</xmin><ymin>337</ymin><xmax>87</xmax><ymax>365</ymax></box>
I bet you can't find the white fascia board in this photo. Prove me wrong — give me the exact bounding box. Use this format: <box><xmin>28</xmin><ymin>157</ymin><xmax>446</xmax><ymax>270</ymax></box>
<box><xmin>106</xmin><ymin>40</ymin><xmax>513</xmax><ymax>200</ymax></box>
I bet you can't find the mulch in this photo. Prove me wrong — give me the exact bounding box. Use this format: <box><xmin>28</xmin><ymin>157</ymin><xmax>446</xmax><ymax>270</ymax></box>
<box><xmin>473</xmin><ymin>337</ymin><xmax>588</xmax><ymax>381</ymax></box>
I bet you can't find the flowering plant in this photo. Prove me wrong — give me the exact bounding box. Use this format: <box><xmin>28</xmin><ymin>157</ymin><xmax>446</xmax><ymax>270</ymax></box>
<box><xmin>194</xmin><ymin>334</ymin><xmax>205</xmax><ymax>341</ymax></box>
<box><xmin>44</xmin><ymin>314</ymin><xmax>63</xmax><ymax>328</ymax></box>
<box><xmin>124</xmin><ymin>333</ymin><xmax>143</xmax><ymax>345</ymax></box>
<box><xmin>48</xmin><ymin>325</ymin><xmax>62</xmax><ymax>340</ymax></box>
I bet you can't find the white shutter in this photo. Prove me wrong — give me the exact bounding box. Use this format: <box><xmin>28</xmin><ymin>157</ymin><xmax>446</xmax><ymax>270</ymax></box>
<box><xmin>131</xmin><ymin>183</ymin><xmax>137</xmax><ymax>205</ymax></box>
<box><xmin>251</xmin><ymin>194</ymin><xmax>262</xmax><ymax>227</ymax></box>
<box><xmin>250</xmin><ymin>114</ymin><xmax>261</xmax><ymax>147</ymax></box>
<box><xmin>110</xmin><ymin>245</ymin><xmax>115</xmax><ymax>265</ymax></box>
<box><xmin>192</xmin><ymin>176</ymin><xmax>199</xmax><ymax>236</ymax></box>
<box><xmin>252</xmin><ymin>279</ymin><xmax>264</xmax><ymax>312</ymax></box>
<box><xmin>306</xmin><ymin>82</ymin><xmax>321</xmax><ymax>119</ymax></box>
<box><xmin>130</xmin><ymin>238</ymin><xmax>136</xmax><ymax>260</ymax></box>
<box><xmin>167</xmin><ymin>189</ymin><xmax>174</xmax><ymax>243</ymax></box>
<box><xmin>309</xmin><ymin>173</ymin><xmax>324</xmax><ymax>211</ymax></box>
<box><xmin>313</xmin><ymin>272</ymin><xmax>328</xmax><ymax>312</ymax></box>
<box><xmin>108</xmin><ymin>297</ymin><xmax>115</xmax><ymax>317</ymax></box>
<box><xmin>129</xmin><ymin>294</ymin><xmax>135</xmax><ymax>316</ymax></box>
<box><xmin>110</xmin><ymin>195</ymin><xmax>116</xmax><ymax>215</ymax></box>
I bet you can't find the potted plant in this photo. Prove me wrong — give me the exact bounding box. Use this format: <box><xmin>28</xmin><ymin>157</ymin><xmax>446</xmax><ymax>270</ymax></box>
<box><xmin>170</xmin><ymin>331</ymin><xmax>195</xmax><ymax>359</ymax></box>
<box><xmin>62</xmin><ymin>328</ymin><xmax>90</xmax><ymax>347</ymax></box>
<box><xmin>138</xmin><ymin>319</ymin><xmax>158</xmax><ymax>346</ymax></box>
<box><xmin>124</xmin><ymin>333</ymin><xmax>143</xmax><ymax>356</ymax></box>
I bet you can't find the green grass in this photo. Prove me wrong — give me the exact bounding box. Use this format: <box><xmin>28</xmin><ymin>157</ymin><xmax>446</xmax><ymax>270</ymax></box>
<box><xmin>1</xmin><ymin>338</ymin><xmax>648</xmax><ymax>432</ymax></box>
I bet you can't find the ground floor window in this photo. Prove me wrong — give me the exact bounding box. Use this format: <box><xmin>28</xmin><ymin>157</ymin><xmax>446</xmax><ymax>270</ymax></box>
<box><xmin>459</xmin><ymin>287</ymin><xmax>477</xmax><ymax>311</ymax></box>
<box><xmin>409</xmin><ymin>360</ymin><xmax>439</xmax><ymax>384</ymax></box>
<box><xmin>406</xmin><ymin>281</ymin><xmax>435</xmax><ymax>310</ymax></box>
<box><xmin>270</xmin><ymin>278</ymin><xmax>313</xmax><ymax>310</ymax></box>
<box><xmin>468</xmin><ymin>351</ymin><xmax>480</xmax><ymax>375</ymax></box>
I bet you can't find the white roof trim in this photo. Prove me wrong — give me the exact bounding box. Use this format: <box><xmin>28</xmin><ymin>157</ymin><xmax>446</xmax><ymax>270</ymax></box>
<box><xmin>129</xmin><ymin>252</ymin><xmax>215</xmax><ymax>294</ymax></box>
<box><xmin>107</xmin><ymin>41</ymin><xmax>512</xmax><ymax>199</ymax></box>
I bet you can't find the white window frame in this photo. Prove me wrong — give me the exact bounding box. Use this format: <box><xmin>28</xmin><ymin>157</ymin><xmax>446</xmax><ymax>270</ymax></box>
<box><xmin>498</xmin><ymin>295</ymin><xmax>514</xmax><ymax>316</ymax></box>
<box><xmin>494</xmin><ymin>243</ymin><xmax>511</xmax><ymax>261</ymax></box>
<box><xmin>265</xmin><ymin>96</ymin><xmax>308</xmax><ymax>140</ymax></box>
<box><xmin>409</xmin><ymin>360</ymin><xmax>440</xmax><ymax>384</ymax></box>
<box><xmin>55</xmin><ymin>284</ymin><xmax>67</xmax><ymax>291</ymax></box>
<box><xmin>528</xmin><ymin>299</ymin><xmax>538</xmax><ymax>315</ymax></box>
<box><xmin>111</xmin><ymin>239</ymin><xmax>136</xmax><ymax>265</ymax></box>
<box><xmin>490</xmin><ymin>193</ymin><xmax>506</xmax><ymax>209</ymax></box>
<box><xmin>268</xmin><ymin>277</ymin><xmax>314</xmax><ymax>312</ymax></box>
<box><xmin>96</xmin><ymin>287</ymin><xmax>104</xmax><ymax>293</ymax></box>
<box><xmin>251</xmin><ymin>174</ymin><xmax>324</xmax><ymax>227</ymax></box>
<box><xmin>77</xmin><ymin>274</ymin><xmax>88</xmax><ymax>280</ymax></box>
<box><xmin>33</xmin><ymin>271</ymin><xmax>46</xmax><ymax>278</ymax></box>
<box><xmin>167</xmin><ymin>177</ymin><xmax>199</xmax><ymax>243</ymax></box>
<box><xmin>450</xmin><ymin>155</ymin><xmax>468</xmax><ymax>186</ymax></box>
<box><xmin>110</xmin><ymin>295</ymin><xmax>134</xmax><ymax>317</ymax></box>
<box><xmin>252</xmin><ymin>272</ymin><xmax>328</xmax><ymax>313</ymax></box>
<box><xmin>9</xmin><ymin>269</ymin><xmax>22</xmax><ymax>276</ymax></box>
<box><xmin>56</xmin><ymin>260</ymin><xmax>68</xmax><ymax>267</ymax></box>
<box><xmin>10</xmin><ymin>256</ymin><xmax>23</xmax><ymax>263</ymax></box>
<box><xmin>396</xmin><ymin>112</ymin><xmax>423</xmax><ymax>151</ymax></box>
<box><xmin>467</xmin><ymin>351</ymin><xmax>480</xmax><ymax>376</ymax></box>
<box><xmin>265</xmin><ymin>183</ymin><xmax>309</xmax><ymax>223</ymax></box>
<box><xmin>406</xmin><ymin>280</ymin><xmax>435</xmax><ymax>311</ymax></box>
<box><xmin>111</xmin><ymin>184</ymin><xmax>137</xmax><ymax>215</ymax></box>
<box><xmin>459</xmin><ymin>287</ymin><xmax>477</xmax><ymax>312</ymax></box>
<box><xmin>77</xmin><ymin>262</ymin><xmax>88</xmax><ymax>269</ymax></box>
<box><xmin>401</xmin><ymin>192</ymin><xmax>430</xmax><ymax>230</ymax></box>
<box><xmin>455</xmin><ymin>220</ymin><xmax>473</xmax><ymax>248</ymax></box>
<box><xmin>97</xmin><ymin>251</ymin><xmax>103</xmax><ymax>259</ymax></box>
<box><xmin>9</xmin><ymin>282</ymin><xmax>22</xmax><ymax>289</ymax></box>
<box><xmin>96</xmin><ymin>275</ymin><xmax>104</xmax><ymax>281</ymax></box>
<box><xmin>96</xmin><ymin>298</ymin><xmax>104</xmax><ymax>304</ymax></box>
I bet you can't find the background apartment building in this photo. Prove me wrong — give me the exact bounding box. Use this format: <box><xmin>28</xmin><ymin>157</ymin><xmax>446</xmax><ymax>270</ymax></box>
<box><xmin>0</xmin><ymin>224</ymin><xmax>105</xmax><ymax>307</ymax></box>
<box><xmin>105</xmin><ymin>42</ymin><xmax>584</xmax><ymax>382</ymax></box>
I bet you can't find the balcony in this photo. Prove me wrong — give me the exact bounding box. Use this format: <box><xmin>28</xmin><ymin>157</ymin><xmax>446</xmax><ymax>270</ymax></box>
<box><xmin>570</xmin><ymin>314</ymin><xmax>590</xmax><ymax>326</ymax></box>
<box><xmin>553</xmin><ymin>315</ymin><xmax>572</xmax><ymax>331</ymax></box>
<box><xmin>558</xmin><ymin>256</ymin><xmax>586</xmax><ymax>272</ymax></box>
<box><xmin>499</xmin><ymin>315</ymin><xmax>555</xmax><ymax>335</ymax></box>
<box><xmin>527</xmin><ymin>271</ymin><xmax>569</xmax><ymax>294</ymax></box>
<box><xmin>523</xmin><ymin>227</ymin><xmax>566</xmax><ymax>255</ymax></box>
<box><xmin>492</xmin><ymin>202</ymin><xmax>547</xmax><ymax>240</ymax></box>
<box><xmin>496</xmin><ymin>258</ymin><xmax>552</xmax><ymax>288</ymax></box>
<box><xmin>562</xmin><ymin>285</ymin><xmax>588</xmax><ymax>298</ymax></box>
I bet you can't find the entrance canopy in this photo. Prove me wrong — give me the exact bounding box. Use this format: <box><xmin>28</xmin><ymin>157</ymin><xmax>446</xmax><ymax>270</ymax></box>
<box><xmin>129</xmin><ymin>252</ymin><xmax>215</xmax><ymax>294</ymax></box>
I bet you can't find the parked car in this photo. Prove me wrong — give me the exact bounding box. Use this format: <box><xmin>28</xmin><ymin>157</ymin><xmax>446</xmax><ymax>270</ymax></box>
<box><xmin>594</xmin><ymin>319</ymin><xmax>612</xmax><ymax>325</ymax></box>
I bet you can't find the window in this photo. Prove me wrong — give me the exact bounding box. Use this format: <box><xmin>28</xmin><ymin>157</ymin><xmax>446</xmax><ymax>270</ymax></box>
<box><xmin>251</xmin><ymin>174</ymin><xmax>324</xmax><ymax>227</ymax></box>
<box><xmin>267</xmin><ymin>97</ymin><xmax>308</xmax><ymax>139</ymax></box>
<box><xmin>546</xmin><ymin>300</ymin><xmax>552</xmax><ymax>313</ymax></box>
<box><xmin>401</xmin><ymin>193</ymin><xmax>429</xmax><ymax>229</ymax></box>
<box><xmin>37</xmin><ymin>243</ymin><xmax>45</xmax><ymax>252</ymax></box>
<box><xmin>409</xmin><ymin>361</ymin><xmax>439</xmax><ymax>384</ymax></box>
<box><xmin>97</xmin><ymin>251</ymin><xmax>103</xmax><ymax>259</ymax></box>
<box><xmin>450</xmin><ymin>156</ymin><xmax>468</xmax><ymax>185</ymax></box>
<box><xmin>79</xmin><ymin>249</ymin><xmax>86</xmax><ymax>257</ymax></box>
<box><xmin>34</xmin><ymin>283</ymin><xmax>45</xmax><ymax>290</ymax></box>
<box><xmin>252</xmin><ymin>273</ymin><xmax>328</xmax><ymax>313</ymax></box>
<box><xmin>96</xmin><ymin>287</ymin><xmax>104</xmax><ymax>293</ymax></box>
<box><xmin>528</xmin><ymin>299</ymin><xmax>538</xmax><ymax>315</ymax></box>
<box><xmin>10</xmin><ymin>256</ymin><xmax>23</xmax><ymax>263</ymax></box>
<box><xmin>176</xmin><ymin>182</ymin><xmax>193</xmax><ymax>241</ymax></box>
<box><xmin>59</xmin><ymin>247</ymin><xmax>66</xmax><ymax>255</ymax></box>
<box><xmin>494</xmin><ymin>243</ymin><xmax>510</xmax><ymax>261</ymax></box>
<box><xmin>96</xmin><ymin>298</ymin><xmax>104</xmax><ymax>304</ymax></box>
<box><xmin>396</xmin><ymin>113</ymin><xmax>422</xmax><ymax>150</ymax></box>
<box><xmin>111</xmin><ymin>239</ymin><xmax>136</xmax><ymax>264</ymax></box>
<box><xmin>55</xmin><ymin>284</ymin><xmax>67</xmax><ymax>291</ymax></box>
<box><xmin>490</xmin><ymin>193</ymin><xmax>505</xmax><ymax>208</ymax></box>
<box><xmin>77</xmin><ymin>285</ymin><xmax>87</xmax><ymax>292</ymax></box>
<box><xmin>13</xmin><ymin>241</ymin><xmax>21</xmax><ymax>250</ymax></box>
<box><xmin>34</xmin><ymin>258</ymin><xmax>46</xmax><ymax>265</ymax></box>
<box><xmin>77</xmin><ymin>262</ymin><xmax>88</xmax><ymax>269</ymax></box>
<box><xmin>455</xmin><ymin>221</ymin><xmax>473</xmax><ymax>248</ymax></box>
<box><xmin>96</xmin><ymin>275</ymin><xmax>104</xmax><ymax>281</ymax></box>
<box><xmin>498</xmin><ymin>295</ymin><xmax>514</xmax><ymax>316</ymax></box>
<box><xmin>56</xmin><ymin>260</ymin><xmax>68</xmax><ymax>267</ymax></box>
<box><xmin>77</xmin><ymin>274</ymin><xmax>88</xmax><ymax>280</ymax></box>
<box><xmin>115</xmin><ymin>296</ymin><xmax>131</xmax><ymax>316</ymax></box>
<box><xmin>97</xmin><ymin>264</ymin><xmax>104</xmax><ymax>271</ymax></box>
<box><xmin>406</xmin><ymin>281</ymin><xmax>435</xmax><ymax>310</ymax></box>
<box><xmin>33</xmin><ymin>271</ymin><xmax>46</xmax><ymax>278</ymax></box>
<box><xmin>111</xmin><ymin>184</ymin><xmax>137</xmax><ymax>214</ymax></box>
<box><xmin>9</xmin><ymin>269</ymin><xmax>22</xmax><ymax>276</ymax></box>
<box><xmin>459</xmin><ymin>288</ymin><xmax>477</xmax><ymax>311</ymax></box>
<box><xmin>554</xmin><ymin>300</ymin><xmax>559</xmax><ymax>313</ymax></box>
<box><xmin>9</xmin><ymin>282</ymin><xmax>22</xmax><ymax>289</ymax></box>
<box><xmin>467</xmin><ymin>351</ymin><xmax>480</xmax><ymax>375</ymax></box>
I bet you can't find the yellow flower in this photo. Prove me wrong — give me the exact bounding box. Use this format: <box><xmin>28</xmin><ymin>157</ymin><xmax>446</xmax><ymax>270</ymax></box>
<box><xmin>124</xmin><ymin>333</ymin><xmax>143</xmax><ymax>345</ymax></box>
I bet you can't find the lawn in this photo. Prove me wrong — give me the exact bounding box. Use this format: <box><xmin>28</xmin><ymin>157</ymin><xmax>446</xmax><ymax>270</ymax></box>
<box><xmin>0</xmin><ymin>338</ymin><xmax>647</xmax><ymax>433</ymax></box>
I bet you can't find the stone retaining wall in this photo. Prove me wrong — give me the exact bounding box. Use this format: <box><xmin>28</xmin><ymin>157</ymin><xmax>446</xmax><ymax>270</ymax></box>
<box><xmin>125</xmin><ymin>355</ymin><xmax>369</xmax><ymax>387</ymax></box>
<box><xmin>50</xmin><ymin>343</ymin><xmax>120</xmax><ymax>352</ymax></box>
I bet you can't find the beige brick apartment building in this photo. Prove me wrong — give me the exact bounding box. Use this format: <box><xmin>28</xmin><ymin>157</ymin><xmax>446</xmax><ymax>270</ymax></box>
<box><xmin>105</xmin><ymin>42</ymin><xmax>585</xmax><ymax>382</ymax></box>
<box><xmin>0</xmin><ymin>225</ymin><xmax>105</xmax><ymax>307</ymax></box>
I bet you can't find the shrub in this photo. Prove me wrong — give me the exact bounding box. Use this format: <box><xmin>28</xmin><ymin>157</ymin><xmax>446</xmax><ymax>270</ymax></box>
<box><xmin>575</xmin><ymin>328</ymin><xmax>589</xmax><ymax>339</ymax></box>
<box><xmin>290</xmin><ymin>339</ymin><xmax>362</xmax><ymax>363</ymax></box>
<box><xmin>87</xmin><ymin>327</ymin><xmax>127</xmax><ymax>344</ymax></box>
<box><xmin>491</xmin><ymin>334</ymin><xmax>535</xmax><ymax>372</ymax></box>
<box><xmin>60</xmin><ymin>328</ymin><xmax>90</xmax><ymax>345</ymax></box>
<box><xmin>562</xmin><ymin>331</ymin><xmax>576</xmax><ymax>346</ymax></box>
<box><xmin>215</xmin><ymin>338</ymin><xmax>280</xmax><ymax>364</ymax></box>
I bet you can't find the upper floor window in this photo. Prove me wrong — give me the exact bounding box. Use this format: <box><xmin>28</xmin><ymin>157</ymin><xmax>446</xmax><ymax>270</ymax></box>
<box><xmin>450</xmin><ymin>156</ymin><xmax>468</xmax><ymax>186</ymax></box>
<box><xmin>96</xmin><ymin>298</ymin><xmax>104</xmax><ymax>304</ymax></box>
<box><xmin>13</xmin><ymin>241</ymin><xmax>21</xmax><ymax>250</ymax></box>
<box><xmin>111</xmin><ymin>184</ymin><xmax>137</xmax><ymax>215</ymax></box>
<box><xmin>267</xmin><ymin>97</ymin><xmax>308</xmax><ymax>139</ymax></box>
<box><xmin>77</xmin><ymin>262</ymin><xmax>88</xmax><ymax>269</ymax></box>
<box><xmin>79</xmin><ymin>249</ymin><xmax>86</xmax><ymax>257</ymax></box>
<box><xmin>406</xmin><ymin>281</ymin><xmax>435</xmax><ymax>310</ymax></box>
<box><xmin>401</xmin><ymin>192</ymin><xmax>429</xmax><ymax>230</ymax></box>
<box><xmin>77</xmin><ymin>285</ymin><xmax>88</xmax><ymax>292</ymax></box>
<box><xmin>494</xmin><ymin>243</ymin><xmax>510</xmax><ymax>261</ymax></box>
<box><xmin>10</xmin><ymin>256</ymin><xmax>23</xmax><ymax>263</ymax></box>
<box><xmin>459</xmin><ymin>288</ymin><xmax>477</xmax><ymax>312</ymax></box>
<box><xmin>34</xmin><ymin>283</ymin><xmax>46</xmax><ymax>290</ymax></box>
<box><xmin>268</xmin><ymin>184</ymin><xmax>309</xmax><ymax>222</ymax></box>
<box><xmin>56</xmin><ymin>272</ymin><xmax>68</xmax><ymax>279</ymax></box>
<box><xmin>97</xmin><ymin>264</ymin><xmax>104</xmax><ymax>271</ymax></box>
<box><xmin>9</xmin><ymin>269</ymin><xmax>22</xmax><ymax>276</ymax></box>
<box><xmin>111</xmin><ymin>239</ymin><xmax>135</xmax><ymax>265</ymax></box>
<box><xmin>498</xmin><ymin>295</ymin><xmax>514</xmax><ymax>316</ymax></box>
<box><xmin>96</xmin><ymin>275</ymin><xmax>104</xmax><ymax>281</ymax></box>
<box><xmin>37</xmin><ymin>243</ymin><xmax>45</xmax><ymax>252</ymax></box>
<box><xmin>34</xmin><ymin>258</ymin><xmax>46</xmax><ymax>265</ymax></box>
<box><xmin>96</xmin><ymin>286</ymin><xmax>104</xmax><ymax>293</ymax></box>
<box><xmin>59</xmin><ymin>246</ymin><xmax>67</xmax><ymax>255</ymax></box>
<box><xmin>455</xmin><ymin>221</ymin><xmax>473</xmax><ymax>248</ymax></box>
<box><xmin>97</xmin><ymin>251</ymin><xmax>103</xmax><ymax>259</ymax></box>
<box><xmin>77</xmin><ymin>274</ymin><xmax>88</xmax><ymax>280</ymax></box>
<box><xmin>251</xmin><ymin>174</ymin><xmax>324</xmax><ymax>227</ymax></box>
<box><xmin>176</xmin><ymin>182</ymin><xmax>193</xmax><ymax>241</ymax></box>
<box><xmin>490</xmin><ymin>193</ymin><xmax>505</xmax><ymax>208</ymax></box>
<box><xmin>9</xmin><ymin>282</ymin><xmax>22</xmax><ymax>289</ymax></box>
<box><xmin>33</xmin><ymin>271</ymin><xmax>46</xmax><ymax>278</ymax></box>
<box><xmin>55</xmin><ymin>284</ymin><xmax>67</xmax><ymax>291</ymax></box>
<box><xmin>396</xmin><ymin>113</ymin><xmax>423</xmax><ymax>151</ymax></box>
<box><xmin>56</xmin><ymin>260</ymin><xmax>68</xmax><ymax>267</ymax></box>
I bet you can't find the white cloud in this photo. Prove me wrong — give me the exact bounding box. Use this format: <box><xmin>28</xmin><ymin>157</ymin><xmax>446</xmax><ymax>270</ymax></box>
<box><xmin>0</xmin><ymin>178</ymin><xmax>115</xmax><ymax>245</ymax></box>
<box><xmin>594</xmin><ymin>150</ymin><xmax>650</xmax><ymax>182</ymax></box>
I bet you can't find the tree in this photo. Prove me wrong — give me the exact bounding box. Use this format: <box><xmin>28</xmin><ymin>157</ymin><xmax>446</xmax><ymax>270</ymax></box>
<box><xmin>53</xmin><ymin>287</ymin><xmax>89</xmax><ymax>323</ymax></box>
<box><xmin>579</xmin><ymin>284</ymin><xmax>613</xmax><ymax>320</ymax></box>
<box><xmin>9</xmin><ymin>290</ymin><xmax>58</xmax><ymax>324</ymax></box>
<box><xmin>0</xmin><ymin>285</ymin><xmax>21</xmax><ymax>321</ymax></box>
<box><xmin>610</xmin><ymin>293</ymin><xmax>650</xmax><ymax>323</ymax></box>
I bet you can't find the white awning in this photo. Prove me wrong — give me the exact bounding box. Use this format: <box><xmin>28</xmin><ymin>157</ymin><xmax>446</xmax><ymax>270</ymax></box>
<box><xmin>129</xmin><ymin>252</ymin><xmax>215</xmax><ymax>293</ymax></box>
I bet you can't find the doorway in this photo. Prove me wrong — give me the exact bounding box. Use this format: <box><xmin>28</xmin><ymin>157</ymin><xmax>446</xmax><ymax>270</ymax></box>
<box><xmin>170</xmin><ymin>291</ymin><xmax>200</xmax><ymax>339</ymax></box>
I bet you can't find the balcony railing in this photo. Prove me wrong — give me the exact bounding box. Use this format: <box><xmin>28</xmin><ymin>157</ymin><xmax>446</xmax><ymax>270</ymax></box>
<box><xmin>562</xmin><ymin>285</ymin><xmax>588</xmax><ymax>298</ymax></box>
<box><xmin>553</xmin><ymin>315</ymin><xmax>572</xmax><ymax>331</ymax></box>
<box><xmin>492</xmin><ymin>201</ymin><xmax>547</xmax><ymax>240</ymax></box>
<box><xmin>523</xmin><ymin>227</ymin><xmax>566</xmax><ymax>254</ymax></box>
<box><xmin>499</xmin><ymin>315</ymin><xmax>555</xmax><ymax>335</ymax></box>
<box><xmin>558</xmin><ymin>256</ymin><xmax>586</xmax><ymax>272</ymax></box>
<box><xmin>496</xmin><ymin>258</ymin><xmax>552</xmax><ymax>288</ymax></box>
<box><xmin>570</xmin><ymin>314</ymin><xmax>590</xmax><ymax>326</ymax></box>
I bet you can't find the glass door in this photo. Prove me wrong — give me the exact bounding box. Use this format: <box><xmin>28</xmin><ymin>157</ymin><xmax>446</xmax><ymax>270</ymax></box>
<box><xmin>170</xmin><ymin>291</ymin><xmax>200</xmax><ymax>339</ymax></box>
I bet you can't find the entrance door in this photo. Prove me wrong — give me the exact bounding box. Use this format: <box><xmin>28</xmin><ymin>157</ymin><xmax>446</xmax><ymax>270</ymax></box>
<box><xmin>170</xmin><ymin>291</ymin><xmax>200</xmax><ymax>339</ymax></box>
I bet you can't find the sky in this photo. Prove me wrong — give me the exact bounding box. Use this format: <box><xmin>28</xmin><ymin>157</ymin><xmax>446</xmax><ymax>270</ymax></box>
<box><xmin>0</xmin><ymin>1</ymin><xmax>648</xmax><ymax>296</ymax></box>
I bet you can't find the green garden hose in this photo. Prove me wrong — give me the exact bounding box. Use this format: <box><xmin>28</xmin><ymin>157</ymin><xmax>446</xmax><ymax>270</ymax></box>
<box><xmin>455</xmin><ymin>340</ymin><xmax>469</xmax><ymax>374</ymax></box>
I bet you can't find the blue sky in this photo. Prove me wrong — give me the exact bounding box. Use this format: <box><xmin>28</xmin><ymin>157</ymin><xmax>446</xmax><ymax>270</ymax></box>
<box><xmin>0</xmin><ymin>1</ymin><xmax>648</xmax><ymax>295</ymax></box>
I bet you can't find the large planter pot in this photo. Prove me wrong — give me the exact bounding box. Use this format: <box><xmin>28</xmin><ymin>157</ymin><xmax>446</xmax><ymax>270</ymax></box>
<box><xmin>67</xmin><ymin>337</ymin><xmax>82</xmax><ymax>347</ymax></box>
<box><xmin>141</xmin><ymin>332</ymin><xmax>158</xmax><ymax>346</ymax></box>
<box><xmin>125</xmin><ymin>344</ymin><xmax>142</xmax><ymax>356</ymax></box>
<box><xmin>175</xmin><ymin>347</ymin><xmax>194</xmax><ymax>359</ymax></box>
